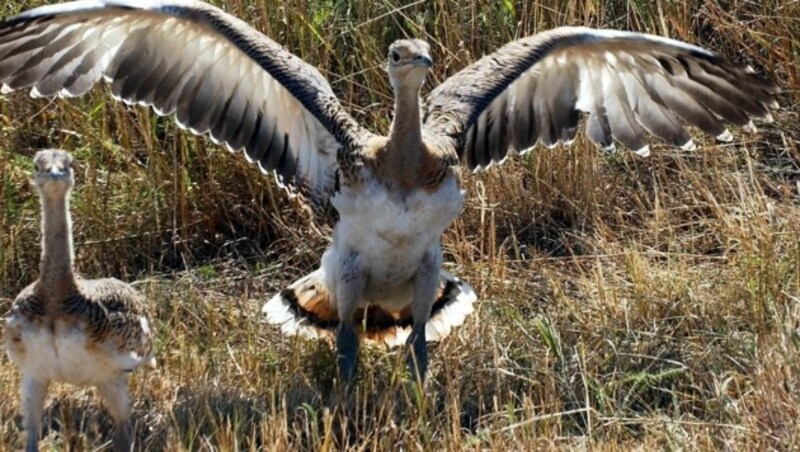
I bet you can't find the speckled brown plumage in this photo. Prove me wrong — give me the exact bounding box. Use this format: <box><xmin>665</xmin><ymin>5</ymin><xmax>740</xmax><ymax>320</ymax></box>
<box><xmin>359</xmin><ymin>136</ymin><xmax>460</xmax><ymax>192</ymax></box>
<box><xmin>7</xmin><ymin>279</ymin><xmax>154</xmax><ymax>364</ymax></box>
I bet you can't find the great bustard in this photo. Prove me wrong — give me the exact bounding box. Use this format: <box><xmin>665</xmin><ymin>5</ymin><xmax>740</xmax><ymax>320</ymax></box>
<box><xmin>4</xmin><ymin>150</ymin><xmax>156</xmax><ymax>452</ymax></box>
<box><xmin>0</xmin><ymin>1</ymin><xmax>777</xmax><ymax>384</ymax></box>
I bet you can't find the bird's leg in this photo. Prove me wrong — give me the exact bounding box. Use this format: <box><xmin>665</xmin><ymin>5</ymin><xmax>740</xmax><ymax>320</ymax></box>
<box><xmin>21</xmin><ymin>374</ymin><xmax>49</xmax><ymax>452</ymax></box>
<box><xmin>335</xmin><ymin>251</ymin><xmax>366</xmax><ymax>385</ymax></box>
<box><xmin>97</xmin><ymin>376</ymin><xmax>133</xmax><ymax>452</ymax></box>
<box><xmin>406</xmin><ymin>247</ymin><xmax>442</xmax><ymax>384</ymax></box>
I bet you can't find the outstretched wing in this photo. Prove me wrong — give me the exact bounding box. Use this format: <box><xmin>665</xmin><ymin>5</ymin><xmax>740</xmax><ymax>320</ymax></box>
<box><xmin>0</xmin><ymin>0</ymin><xmax>373</xmax><ymax>215</ymax></box>
<box><xmin>423</xmin><ymin>27</ymin><xmax>779</xmax><ymax>170</ymax></box>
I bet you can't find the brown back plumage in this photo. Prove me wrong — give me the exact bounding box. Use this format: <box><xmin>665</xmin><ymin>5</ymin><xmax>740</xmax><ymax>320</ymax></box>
<box><xmin>8</xmin><ymin>278</ymin><xmax>155</xmax><ymax>369</ymax></box>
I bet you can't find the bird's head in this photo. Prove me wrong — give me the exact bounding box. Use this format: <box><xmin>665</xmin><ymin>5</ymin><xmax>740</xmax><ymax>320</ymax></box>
<box><xmin>34</xmin><ymin>149</ymin><xmax>74</xmax><ymax>198</ymax></box>
<box><xmin>387</xmin><ymin>39</ymin><xmax>432</xmax><ymax>91</ymax></box>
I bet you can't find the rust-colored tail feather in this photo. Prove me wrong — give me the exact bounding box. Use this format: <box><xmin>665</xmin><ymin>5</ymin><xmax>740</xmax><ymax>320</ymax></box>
<box><xmin>262</xmin><ymin>270</ymin><xmax>476</xmax><ymax>347</ymax></box>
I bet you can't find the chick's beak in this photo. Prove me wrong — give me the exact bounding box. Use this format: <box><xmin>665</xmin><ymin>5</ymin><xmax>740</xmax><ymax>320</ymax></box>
<box><xmin>45</xmin><ymin>167</ymin><xmax>68</xmax><ymax>180</ymax></box>
<box><xmin>416</xmin><ymin>54</ymin><xmax>433</xmax><ymax>68</ymax></box>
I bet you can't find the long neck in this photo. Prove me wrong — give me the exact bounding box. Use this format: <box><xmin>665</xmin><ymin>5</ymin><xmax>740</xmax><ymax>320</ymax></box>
<box><xmin>39</xmin><ymin>193</ymin><xmax>76</xmax><ymax>292</ymax></box>
<box><xmin>389</xmin><ymin>84</ymin><xmax>424</xmax><ymax>150</ymax></box>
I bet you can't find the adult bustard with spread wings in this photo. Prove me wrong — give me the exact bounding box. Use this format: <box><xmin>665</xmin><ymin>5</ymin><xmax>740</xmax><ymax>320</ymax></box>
<box><xmin>0</xmin><ymin>0</ymin><xmax>778</xmax><ymax>385</ymax></box>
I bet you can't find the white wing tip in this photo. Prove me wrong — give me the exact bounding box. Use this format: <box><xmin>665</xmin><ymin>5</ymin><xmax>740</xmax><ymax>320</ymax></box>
<box><xmin>681</xmin><ymin>139</ymin><xmax>697</xmax><ymax>151</ymax></box>
<box><xmin>111</xmin><ymin>92</ymin><xmax>129</xmax><ymax>104</ymax></box>
<box><xmin>716</xmin><ymin>129</ymin><xmax>733</xmax><ymax>142</ymax></box>
<box><xmin>635</xmin><ymin>145</ymin><xmax>651</xmax><ymax>157</ymax></box>
<box><xmin>596</xmin><ymin>142</ymin><xmax>616</xmax><ymax>153</ymax></box>
<box><xmin>743</xmin><ymin>121</ymin><xmax>757</xmax><ymax>133</ymax></box>
<box><xmin>254</xmin><ymin>161</ymin><xmax>271</xmax><ymax>175</ymax></box>
<box><xmin>762</xmin><ymin>113</ymin><xmax>774</xmax><ymax>124</ymax></box>
<box><xmin>152</xmin><ymin>106</ymin><xmax>171</xmax><ymax>116</ymax></box>
<box><xmin>273</xmin><ymin>173</ymin><xmax>289</xmax><ymax>189</ymax></box>
<box><xmin>59</xmin><ymin>87</ymin><xmax>81</xmax><ymax>98</ymax></box>
<box><xmin>745</xmin><ymin>65</ymin><xmax>756</xmax><ymax>74</ymax></box>
<box><xmin>224</xmin><ymin>143</ymin><xmax>243</xmax><ymax>154</ymax></box>
<box><xmin>769</xmin><ymin>100</ymin><xmax>780</xmax><ymax>110</ymax></box>
<box><xmin>1</xmin><ymin>84</ymin><xmax>12</xmax><ymax>95</ymax></box>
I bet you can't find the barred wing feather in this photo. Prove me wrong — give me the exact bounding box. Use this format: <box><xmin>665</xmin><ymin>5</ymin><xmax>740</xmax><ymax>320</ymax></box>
<box><xmin>0</xmin><ymin>0</ymin><xmax>371</xmax><ymax>215</ymax></box>
<box><xmin>423</xmin><ymin>27</ymin><xmax>778</xmax><ymax>170</ymax></box>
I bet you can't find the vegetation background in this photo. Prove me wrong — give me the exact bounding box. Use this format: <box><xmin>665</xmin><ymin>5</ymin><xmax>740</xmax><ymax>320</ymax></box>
<box><xmin>1</xmin><ymin>0</ymin><xmax>799</xmax><ymax>450</ymax></box>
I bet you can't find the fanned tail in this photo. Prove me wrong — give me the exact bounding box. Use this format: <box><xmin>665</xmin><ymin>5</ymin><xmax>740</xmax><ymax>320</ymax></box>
<box><xmin>262</xmin><ymin>269</ymin><xmax>476</xmax><ymax>347</ymax></box>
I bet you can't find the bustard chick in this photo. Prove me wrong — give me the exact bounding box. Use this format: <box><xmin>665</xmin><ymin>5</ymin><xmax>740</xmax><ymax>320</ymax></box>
<box><xmin>4</xmin><ymin>150</ymin><xmax>155</xmax><ymax>452</ymax></box>
<box><xmin>0</xmin><ymin>1</ymin><xmax>778</xmax><ymax>386</ymax></box>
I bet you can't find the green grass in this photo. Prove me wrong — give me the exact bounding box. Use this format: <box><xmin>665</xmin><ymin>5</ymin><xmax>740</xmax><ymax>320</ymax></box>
<box><xmin>1</xmin><ymin>0</ymin><xmax>800</xmax><ymax>450</ymax></box>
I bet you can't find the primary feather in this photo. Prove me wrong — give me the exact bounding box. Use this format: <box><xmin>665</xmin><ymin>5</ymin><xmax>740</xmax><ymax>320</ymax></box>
<box><xmin>0</xmin><ymin>0</ymin><xmax>372</xmax><ymax>216</ymax></box>
<box><xmin>424</xmin><ymin>27</ymin><xmax>778</xmax><ymax>168</ymax></box>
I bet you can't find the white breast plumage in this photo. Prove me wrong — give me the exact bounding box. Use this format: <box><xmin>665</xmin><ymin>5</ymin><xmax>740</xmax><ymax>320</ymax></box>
<box><xmin>6</xmin><ymin>315</ymin><xmax>151</xmax><ymax>386</ymax></box>
<box><xmin>326</xmin><ymin>174</ymin><xmax>463</xmax><ymax>298</ymax></box>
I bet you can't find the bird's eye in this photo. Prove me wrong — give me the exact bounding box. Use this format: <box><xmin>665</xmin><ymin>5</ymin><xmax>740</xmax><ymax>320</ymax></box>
<box><xmin>391</xmin><ymin>51</ymin><xmax>400</xmax><ymax>63</ymax></box>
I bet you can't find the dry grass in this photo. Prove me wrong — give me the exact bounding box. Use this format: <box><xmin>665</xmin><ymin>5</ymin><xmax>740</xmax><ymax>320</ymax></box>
<box><xmin>1</xmin><ymin>0</ymin><xmax>800</xmax><ymax>450</ymax></box>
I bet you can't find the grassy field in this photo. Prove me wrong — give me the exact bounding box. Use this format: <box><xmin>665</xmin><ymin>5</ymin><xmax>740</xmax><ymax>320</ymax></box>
<box><xmin>1</xmin><ymin>0</ymin><xmax>799</xmax><ymax>450</ymax></box>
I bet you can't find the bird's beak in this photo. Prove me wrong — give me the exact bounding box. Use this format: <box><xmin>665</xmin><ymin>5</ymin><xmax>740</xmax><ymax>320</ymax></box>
<box><xmin>45</xmin><ymin>167</ymin><xmax>68</xmax><ymax>180</ymax></box>
<box><xmin>416</xmin><ymin>55</ymin><xmax>433</xmax><ymax>68</ymax></box>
